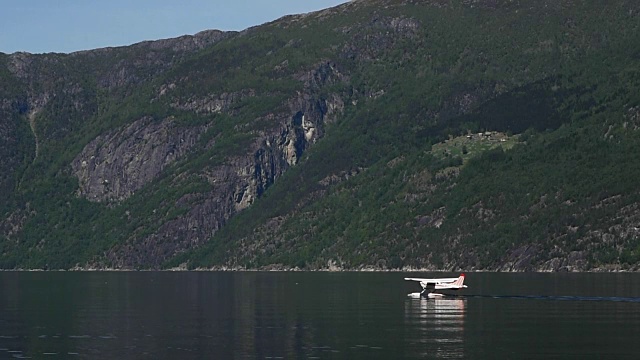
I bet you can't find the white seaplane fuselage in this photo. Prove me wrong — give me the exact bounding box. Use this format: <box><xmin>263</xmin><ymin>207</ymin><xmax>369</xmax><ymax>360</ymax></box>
<box><xmin>405</xmin><ymin>273</ymin><xmax>468</xmax><ymax>298</ymax></box>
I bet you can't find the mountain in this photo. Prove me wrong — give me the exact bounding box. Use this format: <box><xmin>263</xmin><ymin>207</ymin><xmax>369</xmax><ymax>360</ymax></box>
<box><xmin>1</xmin><ymin>0</ymin><xmax>640</xmax><ymax>271</ymax></box>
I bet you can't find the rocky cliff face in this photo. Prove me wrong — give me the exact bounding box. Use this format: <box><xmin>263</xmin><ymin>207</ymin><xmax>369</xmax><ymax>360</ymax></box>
<box><xmin>73</xmin><ymin>30</ymin><xmax>232</xmax><ymax>90</ymax></box>
<box><xmin>101</xmin><ymin>61</ymin><xmax>347</xmax><ymax>268</ymax></box>
<box><xmin>1</xmin><ymin>29</ymin><xmax>234</xmax><ymax>194</ymax></box>
<box><xmin>2</xmin><ymin>23</ymin><xmax>350</xmax><ymax>267</ymax></box>
<box><xmin>0</xmin><ymin>29</ymin><xmax>234</xmax><ymax>262</ymax></box>
<box><xmin>71</xmin><ymin>116</ymin><xmax>205</xmax><ymax>202</ymax></box>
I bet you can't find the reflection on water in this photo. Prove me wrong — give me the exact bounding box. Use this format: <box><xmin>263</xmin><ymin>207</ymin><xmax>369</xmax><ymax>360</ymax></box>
<box><xmin>2</xmin><ymin>272</ymin><xmax>640</xmax><ymax>359</ymax></box>
<box><xmin>404</xmin><ymin>297</ymin><xmax>466</xmax><ymax>358</ymax></box>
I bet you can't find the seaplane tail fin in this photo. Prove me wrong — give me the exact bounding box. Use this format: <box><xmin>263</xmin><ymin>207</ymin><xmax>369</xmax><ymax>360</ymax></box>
<box><xmin>453</xmin><ymin>273</ymin><xmax>465</xmax><ymax>287</ymax></box>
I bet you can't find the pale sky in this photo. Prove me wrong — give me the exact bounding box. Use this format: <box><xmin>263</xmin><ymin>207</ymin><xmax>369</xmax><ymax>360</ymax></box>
<box><xmin>0</xmin><ymin>1</ymin><xmax>348</xmax><ymax>54</ymax></box>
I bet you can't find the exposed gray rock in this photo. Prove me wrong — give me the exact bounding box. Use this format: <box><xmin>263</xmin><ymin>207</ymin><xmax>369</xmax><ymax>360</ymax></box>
<box><xmin>72</xmin><ymin>116</ymin><xmax>204</xmax><ymax>202</ymax></box>
<box><xmin>339</xmin><ymin>15</ymin><xmax>421</xmax><ymax>62</ymax></box>
<box><xmin>143</xmin><ymin>30</ymin><xmax>231</xmax><ymax>52</ymax></box>
<box><xmin>171</xmin><ymin>89</ymin><xmax>256</xmax><ymax>115</ymax></box>
<box><xmin>0</xmin><ymin>207</ymin><xmax>31</xmax><ymax>240</ymax></box>
<box><xmin>71</xmin><ymin>30</ymin><xmax>233</xmax><ymax>90</ymax></box>
<box><xmin>102</xmin><ymin>61</ymin><xmax>348</xmax><ymax>268</ymax></box>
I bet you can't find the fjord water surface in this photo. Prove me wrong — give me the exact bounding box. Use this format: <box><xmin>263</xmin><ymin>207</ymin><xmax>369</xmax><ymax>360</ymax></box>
<box><xmin>1</xmin><ymin>272</ymin><xmax>639</xmax><ymax>359</ymax></box>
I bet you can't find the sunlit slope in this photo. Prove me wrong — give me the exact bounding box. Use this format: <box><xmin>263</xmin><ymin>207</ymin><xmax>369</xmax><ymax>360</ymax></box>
<box><xmin>1</xmin><ymin>0</ymin><xmax>640</xmax><ymax>270</ymax></box>
<box><xmin>177</xmin><ymin>0</ymin><xmax>640</xmax><ymax>271</ymax></box>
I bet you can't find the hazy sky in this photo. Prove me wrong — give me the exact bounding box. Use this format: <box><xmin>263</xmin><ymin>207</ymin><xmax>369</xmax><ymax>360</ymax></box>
<box><xmin>0</xmin><ymin>1</ymin><xmax>348</xmax><ymax>54</ymax></box>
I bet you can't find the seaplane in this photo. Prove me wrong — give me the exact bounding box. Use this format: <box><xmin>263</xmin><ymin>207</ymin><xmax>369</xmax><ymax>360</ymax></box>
<box><xmin>405</xmin><ymin>273</ymin><xmax>468</xmax><ymax>298</ymax></box>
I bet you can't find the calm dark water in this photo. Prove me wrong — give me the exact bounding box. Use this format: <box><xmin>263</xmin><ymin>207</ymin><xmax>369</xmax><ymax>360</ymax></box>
<box><xmin>1</xmin><ymin>272</ymin><xmax>639</xmax><ymax>359</ymax></box>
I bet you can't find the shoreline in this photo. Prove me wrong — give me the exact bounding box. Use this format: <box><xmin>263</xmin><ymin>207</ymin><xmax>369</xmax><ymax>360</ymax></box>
<box><xmin>0</xmin><ymin>267</ymin><xmax>637</xmax><ymax>273</ymax></box>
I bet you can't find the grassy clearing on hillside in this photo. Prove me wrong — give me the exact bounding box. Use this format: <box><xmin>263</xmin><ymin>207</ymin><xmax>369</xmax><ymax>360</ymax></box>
<box><xmin>431</xmin><ymin>132</ymin><xmax>519</xmax><ymax>163</ymax></box>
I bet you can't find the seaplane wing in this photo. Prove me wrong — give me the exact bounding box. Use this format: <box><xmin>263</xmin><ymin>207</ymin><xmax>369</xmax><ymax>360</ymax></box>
<box><xmin>405</xmin><ymin>273</ymin><xmax>468</xmax><ymax>291</ymax></box>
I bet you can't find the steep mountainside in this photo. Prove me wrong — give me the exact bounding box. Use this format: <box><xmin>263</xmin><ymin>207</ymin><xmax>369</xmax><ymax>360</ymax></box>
<box><xmin>1</xmin><ymin>0</ymin><xmax>640</xmax><ymax>271</ymax></box>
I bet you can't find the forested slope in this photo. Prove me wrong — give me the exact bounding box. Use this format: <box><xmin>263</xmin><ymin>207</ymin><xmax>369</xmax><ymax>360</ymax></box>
<box><xmin>1</xmin><ymin>0</ymin><xmax>639</xmax><ymax>270</ymax></box>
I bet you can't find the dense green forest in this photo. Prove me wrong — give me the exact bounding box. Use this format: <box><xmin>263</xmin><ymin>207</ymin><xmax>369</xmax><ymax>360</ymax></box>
<box><xmin>1</xmin><ymin>0</ymin><xmax>640</xmax><ymax>270</ymax></box>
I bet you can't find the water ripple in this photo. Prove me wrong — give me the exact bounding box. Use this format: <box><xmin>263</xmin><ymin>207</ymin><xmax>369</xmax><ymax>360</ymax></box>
<box><xmin>458</xmin><ymin>294</ymin><xmax>640</xmax><ymax>303</ymax></box>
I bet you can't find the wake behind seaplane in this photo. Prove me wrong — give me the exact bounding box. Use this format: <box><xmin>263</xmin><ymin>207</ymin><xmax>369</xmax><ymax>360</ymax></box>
<box><xmin>405</xmin><ymin>273</ymin><xmax>468</xmax><ymax>298</ymax></box>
